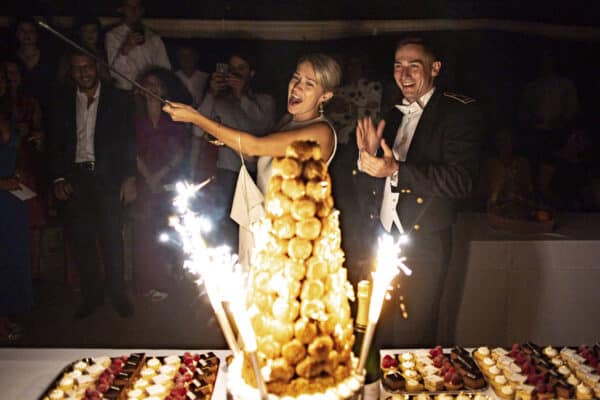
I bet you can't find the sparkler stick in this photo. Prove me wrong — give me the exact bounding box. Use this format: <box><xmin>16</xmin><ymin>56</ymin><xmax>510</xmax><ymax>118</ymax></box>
<box><xmin>36</xmin><ymin>19</ymin><xmax>167</xmax><ymax>104</ymax></box>
<box><xmin>221</xmin><ymin>261</ymin><xmax>269</xmax><ymax>400</ymax></box>
<box><xmin>357</xmin><ymin>234</ymin><xmax>411</xmax><ymax>373</ymax></box>
<box><xmin>170</xmin><ymin>180</ymin><xmax>267</xmax><ymax>398</ymax></box>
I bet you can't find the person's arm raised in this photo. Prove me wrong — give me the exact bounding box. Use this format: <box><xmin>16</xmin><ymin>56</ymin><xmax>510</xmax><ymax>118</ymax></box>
<box><xmin>163</xmin><ymin>101</ymin><xmax>334</xmax><ymax>160</ymax></box>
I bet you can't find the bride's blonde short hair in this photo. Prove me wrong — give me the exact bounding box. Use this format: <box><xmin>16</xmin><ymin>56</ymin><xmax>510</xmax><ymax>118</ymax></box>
<box><xmin>297</xmin><ymin>54</ymin><xmax>341</xmax><ymax>93</ymax></box>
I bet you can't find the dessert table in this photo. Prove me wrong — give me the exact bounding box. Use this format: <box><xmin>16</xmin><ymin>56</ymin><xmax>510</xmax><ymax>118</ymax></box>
<box><xmin>0</xmin><ymin>348</ymin><xmax>231</xmax><ymax>399</ymax></box>
<box><xmin>439</xmin><ymin>212</ymin><xmax>600</xmax><ymax>346</ymax></box>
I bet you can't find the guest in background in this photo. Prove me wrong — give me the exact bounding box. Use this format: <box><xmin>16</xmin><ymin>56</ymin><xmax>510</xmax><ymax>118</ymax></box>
<box><xmin>538</xmin><ymin>121</ymin><xmax>596</xmax><ymax>211</ymax></box>
<box><xmin>3</xmin><ymin>59</ymin><xmax>46</xmax><ymax>280</ymax></box>
<box><xmin>47</xmin><ymin>50</ymin><xmax>137</xmax><ymax>319</ymax></box>
<box><xmin>57</xmin><ymin>16</ymin><xmax>111</xmax><ymax>86</ymax></box>
<box><xmin>0</xmin><ymin>65</ymin><xmax>33</xmax><ymax>342</ymax></box>
<box><xmin>132</xmin><ymin>67</ymin><xmax>190</xmax><ymax>302</ymax></box>
<box><xmin>105</xmin><ymin>0</ymin><xmax>171</xmax><ymax>90</ymax></box>
<box><xmin>174</xmin><ymin>44</ymin><xmax>216</xmax><ymax>184</ymax></box>
<box><xmin>327</xmin><ymin>51</ymin><xmax>382</xmax><ymax>145</ymax></box>
<box><xmin>325</xmin><ymin>51</ymin><xmax>383</xmax><ymax>276</ymax></box>
<box><xmin>476</xmin><ymin>126</ymin><xmax>533</xmax><ymax>210</ymax></box>
<box><xmin>10</xmin><ymin>17</ymin><xmax>55</xmax><ymax>127</ymax></box>
<box><xmin>518</xmin><ymin>48</ymin><xmax>580</xmax><ymax>176</ymax></box>
<box><xmin>192</xmin><ymin>49</ymin><xmax>275</xmax><ymax>250</ymax></box>
<box><xmin>174</xmin><ymin>44</ymin><xmax>208</xmax><ymax>107</ymax></box>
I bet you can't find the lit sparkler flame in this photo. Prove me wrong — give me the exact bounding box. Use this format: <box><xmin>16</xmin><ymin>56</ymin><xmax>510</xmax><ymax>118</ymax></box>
<box><xmin>357</xmin><ymin>233</ymin><xmax>411</xmax><ymax>373</ymax></box>
<box><xmin>168</xmin><ymin>179</ymin><xmax>268</xmax><ymax>398</ymax></box>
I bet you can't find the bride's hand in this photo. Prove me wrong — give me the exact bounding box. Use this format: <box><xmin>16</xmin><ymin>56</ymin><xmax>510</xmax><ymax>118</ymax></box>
<box><xmin>162</xmin><ymin>101</ymin><xmax>199</xmax><ymax>123</ymax></box>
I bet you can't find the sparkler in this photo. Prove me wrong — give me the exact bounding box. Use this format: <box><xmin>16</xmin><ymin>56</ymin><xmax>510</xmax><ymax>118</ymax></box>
<box><xmin>169</xmin><ymin>179</ymin><xmax>268</xmax><ymax>399</ymax></box>
<box><xmin>357</xmin><ymin>233</ymin><xmax>412</xmax><ymax>373</ymax></box>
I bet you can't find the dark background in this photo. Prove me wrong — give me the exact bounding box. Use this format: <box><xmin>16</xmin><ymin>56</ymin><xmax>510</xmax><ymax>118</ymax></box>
<box><xmin>3</xmin><ymin>0</ymin><xmax>599</xmax><ymax>23</ymax></box>
<box><xmin>1</xmin><ymin>0</ymin><xmax>599</xmax><ymax>132</ymax></box>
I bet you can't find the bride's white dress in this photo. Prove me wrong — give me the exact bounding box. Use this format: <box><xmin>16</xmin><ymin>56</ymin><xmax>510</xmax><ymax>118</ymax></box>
<box><xmin>230</xmin><ymin>114</ymin><xmax>337</xmax><ymax>267</ymax></box>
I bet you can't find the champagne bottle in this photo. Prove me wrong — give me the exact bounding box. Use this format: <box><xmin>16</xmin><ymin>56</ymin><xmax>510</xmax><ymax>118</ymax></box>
<box><xmin>353</xmin><ymin>280</ymin><xmax>381</xmax><ymax>399</ymax></box>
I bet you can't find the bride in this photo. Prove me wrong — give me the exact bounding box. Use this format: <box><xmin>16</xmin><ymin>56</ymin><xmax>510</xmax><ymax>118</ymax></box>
<box><xmin>163</xmin><ymin>53</ymin><xmax>342</xmax><ymax>261</ymax></box>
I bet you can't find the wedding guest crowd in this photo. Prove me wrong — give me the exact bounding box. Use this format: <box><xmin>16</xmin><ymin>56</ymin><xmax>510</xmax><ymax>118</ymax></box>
<box><xmin>0</xmin><ymin>5</ymin><xmax>598</xmax><ymax>348</ymax></box>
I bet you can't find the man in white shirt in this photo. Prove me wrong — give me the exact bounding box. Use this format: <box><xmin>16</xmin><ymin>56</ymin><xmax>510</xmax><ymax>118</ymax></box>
<box><xmin>48</xmin><ymin>50</ymin><xmax>137</xmax><ymax>320</ymax></box>
<box><xmin>105</xmin><ymin>0</ymin><xmax>171</xmax><ymax>90</ymax></box>
<box><xmin>355</xmin><ymin>36</ymin><xmax>483</xmax><ymax>347</ymax></box>
<box><xmin>193</xmin><ymin>50</ymin><xmax>275</xmax><ymax>250</ymax></box>
<box><xmin>174</xmin><ymin>45</ymin><xmax>209</xmax><ymax>107</ymax></box>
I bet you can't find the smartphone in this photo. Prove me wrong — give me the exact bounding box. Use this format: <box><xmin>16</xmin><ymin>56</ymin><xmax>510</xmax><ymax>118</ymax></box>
<box><xmin>215</xmin><ymin>62</ymin><xmax>229</xmax><ymax>74</ymax></box>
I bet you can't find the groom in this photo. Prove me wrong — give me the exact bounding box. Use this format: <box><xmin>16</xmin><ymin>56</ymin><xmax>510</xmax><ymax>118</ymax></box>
<box><xmin>355</xmin><ymin>36</ymin><xmax>483</xmax><ymax>347</ymax></box>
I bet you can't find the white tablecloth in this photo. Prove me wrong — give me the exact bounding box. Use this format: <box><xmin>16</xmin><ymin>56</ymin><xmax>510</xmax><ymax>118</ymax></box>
<box><xmin>440</xmin><ymin>212</ymin><xmax>600</xmax><ymax>346</ymax></box>
<box><xmin>0</xmin><ymin>348</ymin><xmax>230</xmax><ymax>400</ymax></box>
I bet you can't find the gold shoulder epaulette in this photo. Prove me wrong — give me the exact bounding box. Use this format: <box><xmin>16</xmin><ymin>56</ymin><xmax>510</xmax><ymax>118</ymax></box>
<box><xmin>443</xmin><ymin>92</ymin><xmax>476</xmax><ymax>104</ymax></box>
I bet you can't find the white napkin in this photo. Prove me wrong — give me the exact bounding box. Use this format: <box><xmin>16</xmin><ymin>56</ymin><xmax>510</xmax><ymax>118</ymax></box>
<box><xmin>230</xmin><ymin>164</ymin><xmax>265</xmax><ymax>268</ymax></box>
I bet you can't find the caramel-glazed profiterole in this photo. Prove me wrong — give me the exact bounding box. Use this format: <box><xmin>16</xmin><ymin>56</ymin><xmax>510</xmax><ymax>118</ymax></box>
<box><xmin>242</xmin><ymin>140</ymin><xmax>356</xmax><ymax>397</ymax></box>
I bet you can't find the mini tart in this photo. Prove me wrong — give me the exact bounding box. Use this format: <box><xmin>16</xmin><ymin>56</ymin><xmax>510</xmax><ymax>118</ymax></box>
<box><xmin>383</xmin><ymin>370</ymin><xmax>406</xmax><ymax>391</ymax></box>
<box><xmin>423</xmin><ymin>374</ymin><xmax>444</xmax><ymax>391</ymax></box>
<box><xmin>381</xmin><ymin>354</ymin><xmax>399</xmax><ymax>373</ymax></box>
<box><xmin>568</xmin><ymin>374</ymin><xmax>581</xmax><ymax>386</ymax></box>
<box><xmin>497</xmin><ymin>384</ymin><xmax>515</xmax><ymax>400</ymax></box>
<box><xmin>576</xmin><ymin>383</ymin><xmax>593</xmax><ymax>400</ymax></box>
<box><xmin>406</xmin><ymin>378</ymin><xmax>424</xmax><ymax>392</ymax></box>
<box><xmin>146</xmin><ymin>357</ymin><xmax>161</xmax><ymax>370</ymax></box>
<box><xmin>514</xmin><ymin>383</ymin><xmax>535</xmax><ymax>400</ymax></box>
<box><xmin>491</xmin><ymin>374</ymin><xmax>509</xmax><ymax>390</ymax></box>
<box><xmin>485</xmin><ymin>365</ymin><xmax>502</xmax><ymax>378</ymax></box>
<box><xmin>492</xmin><ymin>347</ymin><xmax>509</xmax><ymax>360</ymax></box>
<box><xmin>474</xmin><ymin>346</ymin><xmax>491</xmax><ymax>361</ymax></box>
<box><xmin>444</xmin><ymin>379</ymin><xmax>463</xmax><ymax>391</ymax></box>
<box><xmin>399</xmin><ymin>352</ymin><xmax>415</xmax><ymax>363</ymax></box>
<box><xmin>543</xmin><ymin>345</ymin><xmax>558</xmax><ymax>358</ymax></box>
<box><xmin>551</xmin><ymin>357</ymin><xmax>564</xmax><ymax>367</ymax></box>
<box><xmin>58</xmin><ymin>376</ymin><xmax>74</xmax><ymax>391</ymax></box>
<box><xmin>400</xmin><ymin>360</ymin><xmax>416</xmax><ymax>371</ymax></box>
<box><xmin>481</xmin><ymin>357</ymin><xmax>496</xmax><ymax>373</ymax></box>
<box><xmin>558</xmin><ymin>365</ymin><xmax>572</xmax><ymax>377</ymax></box>
<box><xmin>402</xmin><ymin>369</ymin><xmax>419</xmax><ymax>381</ymax></box>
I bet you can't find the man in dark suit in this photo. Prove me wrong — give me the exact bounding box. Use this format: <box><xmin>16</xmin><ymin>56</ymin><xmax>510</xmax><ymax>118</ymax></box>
<box><xmin>48</xmin><ymin>49</ymin><xmax>137</xmax><ymax>319</ymax></box>
<box><xmin>355</xmin><ymin>36</ymin><xmax>483</xmax><ymax>347</ymax></box>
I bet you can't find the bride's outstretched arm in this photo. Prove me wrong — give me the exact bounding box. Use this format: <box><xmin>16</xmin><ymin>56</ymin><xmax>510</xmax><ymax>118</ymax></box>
<box><xmin>163</xmin><ymin>101</ymin><xmax>334</xmax><ymax>160</ymax></box>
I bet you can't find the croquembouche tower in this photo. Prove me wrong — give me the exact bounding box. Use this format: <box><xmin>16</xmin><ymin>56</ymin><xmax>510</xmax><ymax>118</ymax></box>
<box><xmin>227</xmin><ymin>141</ymin><xmax>364</xmax><ymax>399</ymax></box>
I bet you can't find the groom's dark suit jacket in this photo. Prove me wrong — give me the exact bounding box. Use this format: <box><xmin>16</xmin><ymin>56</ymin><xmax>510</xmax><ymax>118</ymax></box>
<box><xmin>357</xmin><ymin>89</ymin><xmax>484</xmax><ymax>235</ymax></box>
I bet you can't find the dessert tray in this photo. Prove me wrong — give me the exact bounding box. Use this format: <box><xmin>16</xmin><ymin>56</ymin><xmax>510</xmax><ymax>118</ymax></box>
<box><xmin>380</xmin><ymin>346</ymin><xmax>488</xmax><ymax>397</ymax></box>
<box><xmin>39</xmin><ymin>351</ymin><xmax>219</xmax><ymax>400</ymax></box>
<box><xmin>472</xmin><ymin>342</ymin><xmax>600</xmax><ymax>400</ymax></box>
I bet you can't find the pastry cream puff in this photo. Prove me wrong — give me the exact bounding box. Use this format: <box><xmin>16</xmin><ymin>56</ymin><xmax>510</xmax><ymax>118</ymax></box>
<box><xmin>288</xmin><ymin>237</ymin><xmax>312</xmax><ymax>260</ymax></box>
<box><xmin>303</xmin><ymin>159</ymin><xmax>327</xmax><ymax>180</ymax></box>
<box><xmin>290</xmin><ymin>196</ymin><xmax>317</xmax><ymax>220</ymax></box>
<box><xmin>272</xmin><ymin>157</ymin><xmax>302</xmax><ymax>179</ymax></box>
<box><xmin>281</xmin><ymin>178</ymin><xmax>306</xmax><ymax>200</ymax></box>
<box><xmin>295</xmin><ymin>217</ymin><xmax>321</xmax><ymax>240</ymax></box>
<box><xmin>294</xmin><ymin>318</ymin><xmax>318</xmax><ymax>344</ymax></box>
<box><xmin>281</xmin><ymin>339</ymin><xmax>306</xmax><ymax>365</ymax></box>
<box><xmin>286</xmin><ymin>140</ymin><xmax>321</xmax><ymax>161</ymax></box>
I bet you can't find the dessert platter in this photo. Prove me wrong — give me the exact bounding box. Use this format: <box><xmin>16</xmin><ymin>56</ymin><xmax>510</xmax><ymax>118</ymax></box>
<box><xmin>380</xmin><ymin>346</ymin><xmax>488</xmax><ymax>398</ymax></box>
<box><xmin>472</xmin><ymin>342</ymin><xmax>600</xmax><ymax>400</ymax></box>
<box><xmin>228</xmin><ymin>140</ymin><xmax>364</xmax><ymax>399</ymax></box>
<box><xmin>39</xmin><ymin>351</ymin><xmax>219</xmax><ymax>400</ymax></box>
